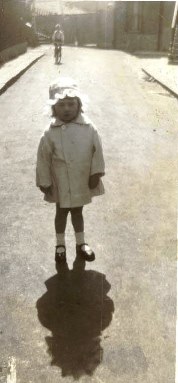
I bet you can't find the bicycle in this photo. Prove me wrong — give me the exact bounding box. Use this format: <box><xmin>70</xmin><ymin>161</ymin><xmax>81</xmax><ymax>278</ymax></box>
<box><xmin>54</xmin><ymin>42</ymin><xmax>62</xmax><ymax>65</ymax></box>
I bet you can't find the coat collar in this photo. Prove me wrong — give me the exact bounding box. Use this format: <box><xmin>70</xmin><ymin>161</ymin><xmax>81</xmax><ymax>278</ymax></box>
<box><xmin>50</xmin><ymin>113</ymin><xmax>91</xmax><ymax>127</ymax></box>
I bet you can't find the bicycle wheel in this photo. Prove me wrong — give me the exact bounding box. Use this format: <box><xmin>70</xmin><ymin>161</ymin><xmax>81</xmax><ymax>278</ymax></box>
<box><xmin>54</xmin><ymin>45</ymin><xmax>58</xmax><ymax>64</ymax></box>
<box><xmin>57</xmin><ymin>47</ymin><xmax>62</xmax><ymax>64</ymax></box>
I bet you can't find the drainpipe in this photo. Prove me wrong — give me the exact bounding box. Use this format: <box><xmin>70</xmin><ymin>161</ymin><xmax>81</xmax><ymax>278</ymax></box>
<box><xmin>168</xmin><ymin>0</ymin><xmax>178</xmax><ymax>61</ymax></box>
<box><xmin>172</xmin><ymin>0</ymin><xmax>178</xmax><ymax>28</ymax></box>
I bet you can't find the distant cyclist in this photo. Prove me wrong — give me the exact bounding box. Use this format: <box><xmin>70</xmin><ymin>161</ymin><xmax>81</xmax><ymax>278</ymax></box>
<box><xmin>52</xmin><ymin>24</ymin><xmax>64</xmax><ymax>64</ymax></box>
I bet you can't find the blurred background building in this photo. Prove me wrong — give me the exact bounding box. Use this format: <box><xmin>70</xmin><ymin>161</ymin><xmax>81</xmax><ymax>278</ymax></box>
<box><xmin>0</xmin><ymin>0</ymin><xmax>38</xmax><ymax>52</ymax></box>
<box><xmin>0</xmin><ymin>1</ymin><xmax>177</xmax><ymax>57</ymax></box>
<box><xmin>34</xmin><ymin>1</ymin><xmax>176</xmax><ymax>52</ymax></box>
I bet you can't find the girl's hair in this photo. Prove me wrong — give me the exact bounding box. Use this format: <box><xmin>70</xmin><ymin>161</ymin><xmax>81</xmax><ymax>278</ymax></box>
<box><xmin>51</xmin><ymin>96</ymin><xmax>83</xmax><ymax>117</ymax></box>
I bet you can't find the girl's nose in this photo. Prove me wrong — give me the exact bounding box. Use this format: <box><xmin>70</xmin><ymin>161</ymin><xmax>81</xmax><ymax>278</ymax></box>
<box><xmin>64</xmin><ymin>105</ymin><xmax>70</xmax><ymax>112</ymax></box>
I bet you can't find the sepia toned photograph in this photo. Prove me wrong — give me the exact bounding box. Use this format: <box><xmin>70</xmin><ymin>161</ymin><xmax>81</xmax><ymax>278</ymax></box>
<box><xmin>0</xmin><ymin>0</ymin><xmax>177</xmax><ymax>382</ymax></box>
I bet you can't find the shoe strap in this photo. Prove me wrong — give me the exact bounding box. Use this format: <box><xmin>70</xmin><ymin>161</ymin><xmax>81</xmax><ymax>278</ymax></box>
<box><xmin>80</xmin><ymin>244</ymin><xmax>92</xmax><ymax>253</ymax></box>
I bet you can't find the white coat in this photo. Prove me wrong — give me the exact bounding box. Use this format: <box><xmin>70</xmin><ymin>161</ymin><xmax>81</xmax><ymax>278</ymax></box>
<box><xmin>52</xmin><ymin>30</ymin><xmax>64</xmax><ymax>44</ymax></box>
<box><xmin>36</xmin><ymin>113</ymin><xmax>105</xmax><ymax>208</ymax></box>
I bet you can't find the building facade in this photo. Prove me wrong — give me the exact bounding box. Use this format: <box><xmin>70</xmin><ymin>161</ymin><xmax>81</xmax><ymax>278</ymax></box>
<box><xmin>95</xmin><ymin>1</ymin><xmax>175</xmax><ymax>51</ymax></box>
<box><xmin>35</xmin><ymin>1</ymin><xmax>175</xmax><ymax>52</ymax></box>
<box><xmin>113</xmin><ymin>1</ymin><xmax>175</xmax><ymax>52</ymax></box>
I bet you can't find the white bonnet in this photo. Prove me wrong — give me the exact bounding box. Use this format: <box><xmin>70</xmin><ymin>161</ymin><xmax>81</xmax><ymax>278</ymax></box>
<box><xmin>48</xmin><ymin>77</ymin><xmax>86</xmax><ymax>107</ymax></box>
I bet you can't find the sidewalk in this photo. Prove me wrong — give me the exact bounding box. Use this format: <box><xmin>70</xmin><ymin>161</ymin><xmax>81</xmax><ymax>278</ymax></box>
<box><xmin>0</xmin><ymin>45</ymin><xmax>49</xmax><ymax>95</ymax></box>
<box><xmin>135</xmin><ymin>53</ymin><xmax>178</xmax><ymax>98</ymax></box>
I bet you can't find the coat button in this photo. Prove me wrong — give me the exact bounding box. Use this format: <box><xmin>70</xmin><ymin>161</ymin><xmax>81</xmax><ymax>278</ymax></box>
<box><xmin>62</xmin><ymin>125</ymin><xmax>66</xmax><ymax>130</ymax></box>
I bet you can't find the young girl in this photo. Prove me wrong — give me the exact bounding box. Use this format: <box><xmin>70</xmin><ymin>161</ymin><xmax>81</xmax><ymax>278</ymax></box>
<box><xmin>36</xmin><ymin>78</ymin><xmax>105</xmax><ymax>263</ymax></box>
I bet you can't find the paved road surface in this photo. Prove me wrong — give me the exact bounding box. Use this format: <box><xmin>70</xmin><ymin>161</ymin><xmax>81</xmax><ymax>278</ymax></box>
<box><xmin>0</xmin><ymin>46</ymin><xmax>177</xmax><ymax>383</ymax></box>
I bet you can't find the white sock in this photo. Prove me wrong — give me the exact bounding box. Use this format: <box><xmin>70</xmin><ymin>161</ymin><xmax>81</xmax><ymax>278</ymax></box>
<box><xmin>75</xmin><ymin>232</ymin><xmax>85</xmax><ymax>245</ymax></box>
<box><xmin>56</xmin><ymin>233</ymin><xmax>65</xmax><ymax>246</ymax></box>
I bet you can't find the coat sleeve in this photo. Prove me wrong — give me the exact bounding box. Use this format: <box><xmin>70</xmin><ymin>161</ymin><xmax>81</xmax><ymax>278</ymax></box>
<box><xmin>36</xmin><ymin>131</ymin><xmax>53</xmax><ymax>187</ymax></box>
<box><xmin>90</xmin><ymin>128</ymin><xmax>105</xmax><ymax>176</ymax></box>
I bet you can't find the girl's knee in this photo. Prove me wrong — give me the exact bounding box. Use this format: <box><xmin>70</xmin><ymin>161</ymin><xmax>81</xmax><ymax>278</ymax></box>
<box><xmin>71</xmin><ymin>207</ymin><xmax>83</xmax><ymax>217</ymax></box>
<box><xmin>56</xmin><ymin>206</ymin><xmax>69</xmax><ymax>218</ymax></box>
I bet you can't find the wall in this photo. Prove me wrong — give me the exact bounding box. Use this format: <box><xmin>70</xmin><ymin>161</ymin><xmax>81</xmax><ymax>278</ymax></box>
<box><xmin>160</xmin><ymin>2</ymin><xmax>175</xmax><ymax>51</ymax></box>
<box><xmin>36</xmin><ymin>13</ymin><xmax>97</xmax><ymax>45</ymax></box>
<box><xmin>114</xmin><ymin>1</ymin><xmax>175</xmax><ymax>52</ymax></box>
<box><xmin>0</xmin><ymin>43</ymin><xmax>27</xmax><ymax>64</ymax></box>
<box><xmin>36</xmin><ymin>14</ymin><xmax>63</xmax><ymax>36</ymax></box>
<box><xmin>113</xmin><ymin>2</ymin><xmax>128</xmax><ymax>49</ymax></box>
<box><xmin>96</xmin><ymin>5</ymin><xmax>115</xmax><ymax>48</ymax></box>
<box><xmin>0</xmin><ymin>0</ymin><xmax>33</xmax><ymax>51</ymax></box>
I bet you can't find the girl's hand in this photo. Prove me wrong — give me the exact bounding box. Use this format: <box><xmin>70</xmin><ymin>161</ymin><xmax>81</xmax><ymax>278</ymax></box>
<box><xmin>88</xmin><ymin>174</ymin><xmax>100</xmax><ymax>189</ymax></box>
<box><xmin>39</xmin><ymin>185</ymin><xmax>52</xmax><ymax>195</ymax></box>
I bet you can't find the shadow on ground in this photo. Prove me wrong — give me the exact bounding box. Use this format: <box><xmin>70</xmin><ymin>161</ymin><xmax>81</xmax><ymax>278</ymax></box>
<box><xmin>36</xmin><ymin>255</ymin><xmax>114</xmax><ymax>379</ymax></box>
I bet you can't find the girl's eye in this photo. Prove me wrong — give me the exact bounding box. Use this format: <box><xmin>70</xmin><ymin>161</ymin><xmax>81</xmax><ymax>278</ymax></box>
<box><xmin>56</xmin><ymin>100</ymin><xmax>77</xmax><ymax>108</ymax></box>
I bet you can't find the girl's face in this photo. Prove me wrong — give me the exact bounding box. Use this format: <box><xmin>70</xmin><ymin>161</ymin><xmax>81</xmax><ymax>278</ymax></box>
<box><xmin>54</xmin><ymin>97</ymin><xmax>80</xmax><ymax>122</ymax></box>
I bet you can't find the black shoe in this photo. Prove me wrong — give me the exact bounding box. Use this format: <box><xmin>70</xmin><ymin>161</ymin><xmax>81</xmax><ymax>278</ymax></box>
<box><xmin>55</xmin><ymin>245</ymin><xmax>66</xmax><ymax>263</ymax></box>
<box><xmin>76</xmin><ymin>243</ymin><xmax>95</xmax><ymax>262</ymax></box>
